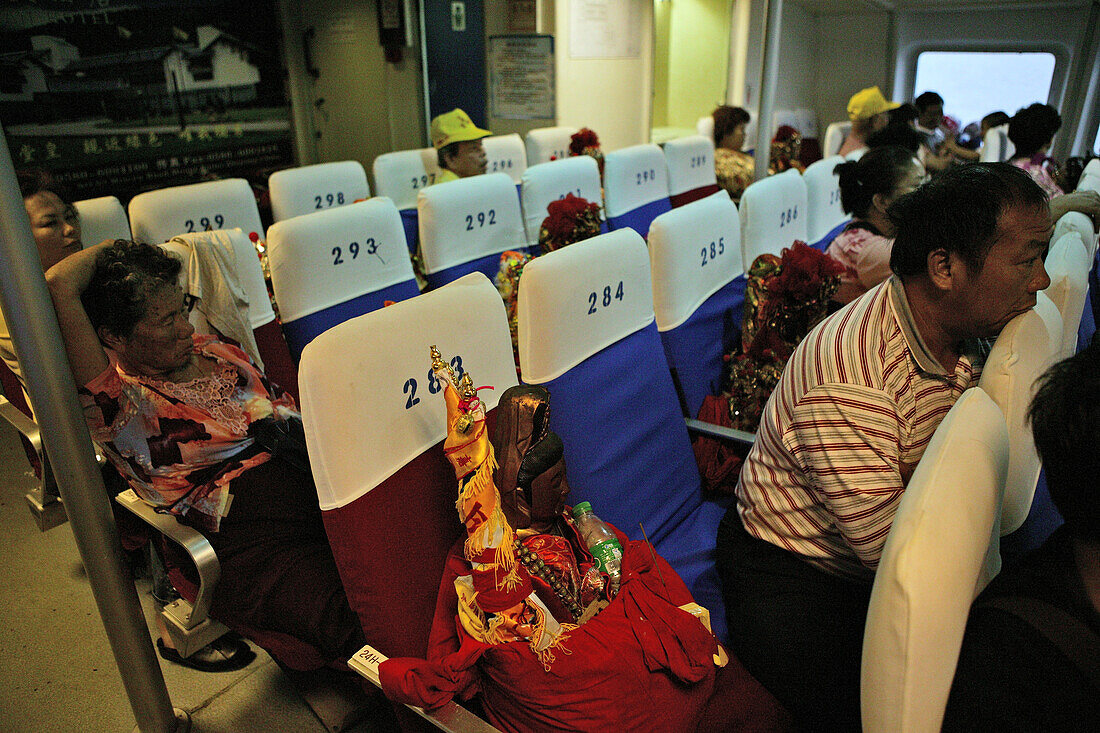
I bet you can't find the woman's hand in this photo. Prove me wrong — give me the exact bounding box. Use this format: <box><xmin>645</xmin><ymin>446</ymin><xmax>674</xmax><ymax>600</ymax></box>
<box><xmin>1049</xmin><ymin>190</ymin><xmax>1100</xmax><ymax>226</ymax></box>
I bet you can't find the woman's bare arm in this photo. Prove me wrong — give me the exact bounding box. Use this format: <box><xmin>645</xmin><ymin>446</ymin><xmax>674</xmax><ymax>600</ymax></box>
<box><xmin>44</xmin><ymin>241</ymin><xmax>112</xmax><ymax>387</ymax></box>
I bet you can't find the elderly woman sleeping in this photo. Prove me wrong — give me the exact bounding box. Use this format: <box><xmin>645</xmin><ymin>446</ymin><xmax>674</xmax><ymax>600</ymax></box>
<box><xmin>45</xmin><ymin>239</ymin><xmax>366</xmax><ymax>674</ymax></box>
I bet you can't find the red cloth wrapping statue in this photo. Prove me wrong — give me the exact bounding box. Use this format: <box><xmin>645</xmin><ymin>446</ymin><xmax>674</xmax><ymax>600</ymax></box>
<box><xmin>377</xmin><ymin>350</ymin><xmax>719</xmax><ymax>731</ymax></box>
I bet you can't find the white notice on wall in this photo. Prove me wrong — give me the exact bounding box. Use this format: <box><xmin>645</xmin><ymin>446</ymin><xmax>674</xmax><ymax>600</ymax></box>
<box><xmin>489</xmin><ymin>35</ymin><xmax>555</xmax><ymax>120</ymax></box>
<box><xmin>569</xmin><ymin>0</ymin><xmax>643</xmax><ymax>59</ymax></box>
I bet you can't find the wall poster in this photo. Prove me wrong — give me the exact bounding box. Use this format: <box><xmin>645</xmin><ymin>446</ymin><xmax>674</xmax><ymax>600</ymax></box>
<box><xmin>488</xmin><ymin>34</ymin><xmax>554</xmax><ymax>121</ymax></box>
<box><xmin>0</xmin><ymin>1</ymin><xmax>294</xmax><ymax>205</ymax></box>
<box><xmin>568</xmin><ymin>0</ymin><xmax>643</xmax><ymax>60</ymax></box>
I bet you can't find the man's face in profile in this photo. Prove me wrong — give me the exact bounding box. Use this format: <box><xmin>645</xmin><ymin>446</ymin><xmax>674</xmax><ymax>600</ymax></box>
<box><xmin>951</xmin><ymin>203</ymin><xmax>1052</xmax><ymax>338</ymax></box>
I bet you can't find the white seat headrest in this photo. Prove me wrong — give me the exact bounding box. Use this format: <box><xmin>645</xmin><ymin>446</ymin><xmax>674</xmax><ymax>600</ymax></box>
<box><xmin>299</xmin><ymin>273</ymin><xmax>517</xmax><ymax>510</ymax></box>
<box><xmin>518</xmin><ymin>228</ymin><xmax>654</xmax><ymax>383</ymax></box>
<box><xmin>519</xmin><ymin>156</ymin><xmax>603</xmax><ymax>244</ymax></box>
<box><xmin>861</xmin><ymin>387</ymin><xmax>1009</xmax><ymax>733</ymax></box>
<box><xmin>803</xmin><ymin>156</ymin><xmax>846</xmax><ymax>242</ymax></box>
<box><xmin>73</xmin><ymin>195</ymin><xmax>131</xmax><ymax>247</ymax></box>
<box><xmin>603</xmin><ymin>143</ymin><xmax>671</xmax><ymax>218</ymax></box>
<box><xmin>128</xmin><ymin>178</ymin><xmax>264</xmax><ymax>246</ymax></box>
<box><xmin>372</xmin><ymin>148</ymin><xmax>442</xmax><ymax>210</ymax></box>
<box><xmin>648</xmin><ymin>190</ymin><xmax>743</xmax><ymax>330</ymax></box>
<box><xmin>267</xmin><ymin>198</ymin><xmax>414</xmax><ymax>322</ymax></box>
<box><xmin>663</xmin><ymin>135</ymin><xmax>718</xmax><ymax>197</ymax></box>
<box><xmin>481</xmin><ymin>133</ymin><xmax>528</xmax><ymax>184</ymax></box>
<box><xmin>268</xmin><ymin>161</ymin><xmax>371</xmax><ymax>222</ymax></box>
<box><xmin>979</xmin><ymin>292</ymin><xmax>1063</xmax><ymax>535</ymax></box>
<box><xmin>739</xmin><ymin>168</ymin><xmax>809</xmax><ymax>265</ymax></box>
<box><xmin>416</xmin><ymin>172</ymin><xmax>526</xmax><ymax>274</ymax></box>
<box><xmin>525</xmin><ymin>126</ymin><xmax>578</xmax><ymax>165</ymax></box>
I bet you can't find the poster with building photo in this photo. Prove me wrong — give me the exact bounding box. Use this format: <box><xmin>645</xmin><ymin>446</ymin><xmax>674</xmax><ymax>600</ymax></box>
<box><xmin>0</xmin><ymin>0</ymin><xmax>293</xmax><ymax>205</ymax></box>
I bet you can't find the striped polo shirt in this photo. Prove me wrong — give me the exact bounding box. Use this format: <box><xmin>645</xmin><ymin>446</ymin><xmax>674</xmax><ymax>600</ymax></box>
<box><xmin>736</xmin><ymin>276</ymin><xmax>985</xmax><ymax>581</ymax></box>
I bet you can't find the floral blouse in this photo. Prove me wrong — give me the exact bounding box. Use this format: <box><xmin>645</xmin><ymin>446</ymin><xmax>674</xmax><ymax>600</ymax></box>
<box><xmin>715</xmin><ymin>148</ymin><xmax>755</xmax><ymax>203</ymax></box>
<box><xmin>81</xmin><ymin>334</ymin><xmax>299</xmax><ymax>531</ymax></box>
<box><xmin>825</xmin><ymin>222</ymin><xmax>895</xmax><ymax>305</ymax></box>
<box><xmin>1012</xmin><ymin>157</ymin><xmax>1064</xmax><ymax>199</ymax></box>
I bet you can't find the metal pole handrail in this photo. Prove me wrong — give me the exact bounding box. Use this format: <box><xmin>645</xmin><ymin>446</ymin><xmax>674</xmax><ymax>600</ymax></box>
<box><xmin>0</xmin><ymin>124</ymin><xmax>182</xmax><ymax>732</ymax></box>
<box><xmin>753</xmin><ymin>0</ymin><xmax>784</xmax><ymax>182</ymax></box>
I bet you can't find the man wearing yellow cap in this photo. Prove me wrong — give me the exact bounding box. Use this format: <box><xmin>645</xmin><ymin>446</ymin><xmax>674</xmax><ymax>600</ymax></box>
<box><xmin>431</xmin><ymin>108</ymin><xmax>492</xmax><ymax>184</ymax></box>
<box><xmin>838</xmin><ymin>86</ymin><xmax>898</xmax><ymax>157</ymax></box>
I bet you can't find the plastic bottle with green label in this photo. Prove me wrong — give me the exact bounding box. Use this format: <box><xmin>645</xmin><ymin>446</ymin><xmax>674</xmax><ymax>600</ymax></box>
<box><xmin>572</xmin><ymin>501</ymin><xmax>623</xmax><ymax>599</ymax></box>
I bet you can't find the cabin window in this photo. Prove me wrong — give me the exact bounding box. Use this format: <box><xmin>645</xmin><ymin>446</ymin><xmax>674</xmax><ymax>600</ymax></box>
<box><xmin>913</xmin><ymin>51</ymin><xmax>1056</xmax><ymax>129</ymax></box>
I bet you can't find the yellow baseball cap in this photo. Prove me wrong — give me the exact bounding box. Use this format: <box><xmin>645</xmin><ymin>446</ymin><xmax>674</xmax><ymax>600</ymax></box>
<box><xmin>847</xmin><ymin>86</ymin><xmax>900</xmax><ymax>121</ymax></box>
<box><xmin>430</xmin><ymin>108</ymin><xmax>492</xmax><ymax>149</ymax></box>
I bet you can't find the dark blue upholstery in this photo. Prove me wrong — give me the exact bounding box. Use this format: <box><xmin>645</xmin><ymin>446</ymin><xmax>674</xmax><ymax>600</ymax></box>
<box><xmin>810</xmin><ymin>218</ymin><xmax>849</xmax><ymax>252</ymax></box>
<box><xmin>535</xmin><ymin>322</ymin><xmax>728</xmax><ymax>640</ymax></box>
<box><xmin>281</xmin><ymin>278</ymin><xmax>420</xmax><ymax>361</ymax></box>
<box><xmin>659</xmin><ymin>275</ymin><xmax>748</xmax><ymax>419</ymax></box>
<box><xmin>606</xmin><ymin>199</ymin><xmax>672</xmax><ymax>238</ymax></box>
<box><xmin>400</xmin><ymin>208</ymin><xmax>419</xmax><ymax>256</ymax></box>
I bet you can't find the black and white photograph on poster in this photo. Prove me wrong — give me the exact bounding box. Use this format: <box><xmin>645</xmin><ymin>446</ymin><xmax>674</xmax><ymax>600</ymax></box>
<box><xmin>0</xmin><ymin>0</ymin><xmax>294</xmax><ymax>208</ymax></box>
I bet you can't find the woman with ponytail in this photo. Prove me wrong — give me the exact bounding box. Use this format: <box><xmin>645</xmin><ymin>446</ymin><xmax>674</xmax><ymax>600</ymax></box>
<box><xmin>826</xmin><ymin>146</ymin><xmax>925</xmax><ymax>304</ymax></box>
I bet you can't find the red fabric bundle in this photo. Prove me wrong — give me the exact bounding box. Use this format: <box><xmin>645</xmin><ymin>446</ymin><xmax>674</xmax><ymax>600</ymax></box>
<box><xmin>380</xmin><ymin>527</ymin><xmax>718</xmax><ymax>733</ymax></box>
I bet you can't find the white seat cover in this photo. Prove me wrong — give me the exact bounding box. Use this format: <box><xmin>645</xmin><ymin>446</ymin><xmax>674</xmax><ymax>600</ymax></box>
<box><xmin>978</xmin><ymin>292</ymin><xmax>1063</xmax><ymax>535</ymax></box>
<box><xmin>662</xmin><ymin>135</ymin><xmax>717</xmax><ymax>197</ymax></box>
<box><xmin>1042</xmin><ymin>231</ymin><xmax>1091</xmax><ymax>357</ymax></box>
<box><xmin>128</xmin><ymin>178</ymin><xmax>264</xmax><ymax>244</ymax></box>
<box><xmin>803</xmin><ymin>156</ymin><xmax>846</xmax><ymax>242</ymax></box>
<box><xmin>772</xmin><ymin>108</ymin><xmax>817</xmax><ymax>139</ymax></box>
<box><xmin>482</xmin><ymin>133</ymin><xmax>527</xmax><ymax>184</ymax></box>
<box><xmin>861</xmin><ymin>388</ymin><xmax>1009</xmax><ymax>733</ymax></box>
<box><xmin>1084</xmin><ymin>158</ymin><xmax>1100</xmax><ymax>179</ymax></box>
<box><xmin>299</xmin><ymin>273</ymin><xmax>517</xmax><ymax>510</ymax></box>
<box><xmin>268</xmin><ymin>160</ymin><xmax>371</xmax><ymax>222</ymax></box>
<box><xmin>416</xmin><ymin>172</ymin><xmax>526</xmax><ymax>274</ymax></box>
<box><xmin>823</xmin><ymin>121</ymin><xmax>851</xmax><ymax>157</ymax></box>
<box><xmin>524</xmin><ymin>126</ymin><xmax>578</xmax><ymax>165</ymax></box>
<box><xmin>1053</xmin><ymin>211</ymin><xmax>1096</xmax><ymax>260</ymax></box>
<box><xmin>168</xmin><ymin>227</ymin><xmax>275</xmax><ymax>329</ymax></box>
<box><xmin>73</xmin><ymin>195</ymin><xmax>131</xmax><ymax>247</ymax></box>
<box><xmin>648</xmin><ymin>190</ymin><xmax>743</xmax><ymax>331</ymax></box>
<box><xmin>603</xmin><ymin>143</ymin><xmax>671</xmax><ymax>219</ymax></box>
<box><xmin>980</xmin><ymin>125</ymin><xmax>1014</xmax><ymax>163</ymax></box>
<box><xmin>519</xmin><ymin>156</ymin><xmax>603</xmax><ymax>244</ymax></box>
<box><xmin>696</xmin><ymin>115</ymin><xmax>714</xmax><ymax>142</ymax></box>
<box><xmin>266</xmin><ymin>198</ymin><xmax>414</xmax><ymax>322</ymax></box>
<box><xmin>518</xmin><ymin>229</ymin><xmax>653</xmax><ymax>383</ymax></box>
<box><xmin>1078</xmin><ymin>172</ymin><xmax>1100</xmax><ymax>194</ymax></box>
<box><xmin>739</xmin><ymin>168</ymin><xmax>809</xmax><ymax>265</ymax></box>
<box><xmin>372</xmin><ymin>148</ymin><xmax>443</xmax><ymax>210</ymax></box>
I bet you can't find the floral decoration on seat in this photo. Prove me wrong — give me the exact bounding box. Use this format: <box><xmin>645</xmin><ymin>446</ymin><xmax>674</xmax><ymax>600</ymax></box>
<box><xmin>694</xmin><ymin>241</ymin><xmax>845</xmax><ymax>491</ymax></box>
<box><xmin>569</xmin><ymin>127</ymin><xmax>605</xmax><ymax>175</ymax></box>
<box><xmin>768</xmin><ymin>125</ymin><xmax>806</xmax><ymax>174</ymax></box>
<box><xmin>538</xmin><ymin>193</ymin><xmax>602</xmax><ymax>254</ymax></box>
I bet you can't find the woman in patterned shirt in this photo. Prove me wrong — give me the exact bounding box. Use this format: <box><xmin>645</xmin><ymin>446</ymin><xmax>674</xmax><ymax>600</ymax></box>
<box><xmin>46</xmin><ymin>239</ymin><xmax>367</xmax><ymax>676</ymax></box>
<box><xmin>712</xmin><ymin>105</ymin><xmax>755</xmax><ymax>204</ymax></box>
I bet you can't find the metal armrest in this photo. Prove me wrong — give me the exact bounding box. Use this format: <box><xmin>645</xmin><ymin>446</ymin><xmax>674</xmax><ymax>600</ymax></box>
<box><xmin>114</xmin><ymin>488</ymin><xmax>228</xmax><ymax>657</ymax></box>
<box><xmin>684</xmin><ymin>417</ymin><xmax>756</xmax><ymax>447</ymax></box>
<box><xmin>0</xmin><ymin>396</ymin><xmax>66</xmax><ymax>531</ymax></box>
<box><xmin>350</xmin><ymin>645</ymin><xmax>503</xmax><ymax>733</ymax></box>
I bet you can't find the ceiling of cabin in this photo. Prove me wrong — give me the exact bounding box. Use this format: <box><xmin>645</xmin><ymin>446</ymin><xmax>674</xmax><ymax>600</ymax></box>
<box><xmin>790</xmin><ymin>0</ymin><xmax>1087</xmax><ymax>14</ymax></box>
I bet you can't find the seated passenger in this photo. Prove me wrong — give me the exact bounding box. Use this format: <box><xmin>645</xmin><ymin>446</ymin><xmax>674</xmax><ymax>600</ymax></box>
<box><xmin>826</xmin><ymin>146</ymin><xmax>925</xmax><ymax>304</ymax></box>
<box><xmin>2</xmin><ymin>171</ymin><xmax>84</xmax><ymax>389</ymax></box>
<box><xmin>1009</xmin><ymin>103</ymin><xmax>1100</xmax><ymax>223</ymax></box>
<box><xmin>767</xmin><ymin>125</ymin><xmax>804</xmax><ymax>174</ymax></box>
<box><xmin>711</xmin><ymin>105</ymin><xmax>755</xmax><ymax>203</ymax></box>
<box><xmin>430</xmin><ymin>108</ymin><xmax>491</xmax><ymax>184</ymax></box>
<box><xmin>716</xmin><ymin>163</ymin><xmax>1052</xmax><ymax>732</ymax></box>
<box><xmin>913</xmin><ymin>90</ymin><xmax>956</xmax><ymax>172</ymax></box>
<box><xmin>866</xmin><ymin>104</ymin><xmax>925</xmax><ymax>155</ymax></box>
<box><xmin>45</xmin><ymin>240</ymin><xmax>367</xmax><ymax>675</ymax></box>
<box><xmin>943</xmin><ymin>339</ymin><xmax>1100</xmax><ymax>731</ymax></box>
<box><xmin>838</xmin><ymin>86</ymin><xmax>898</xmax><ymax>157</ymax></box>
<box><xmin>944</xmin><ymin>110</ymin><xmax>1010</xmax><ymax>162</ymax></box>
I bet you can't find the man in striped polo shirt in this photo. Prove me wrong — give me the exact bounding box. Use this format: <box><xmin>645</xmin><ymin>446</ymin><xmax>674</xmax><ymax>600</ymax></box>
<box><xmin>717</xmin><ymin>163</ymin><xmax>1053</xmax><ymax>731</ymax></box>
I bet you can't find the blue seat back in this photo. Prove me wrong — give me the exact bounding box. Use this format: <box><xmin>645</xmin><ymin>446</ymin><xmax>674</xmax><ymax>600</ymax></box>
<box><xmin>517</xmin><ymin>228</ymin><xmax>729</xmax><ymax>639</ymax></box>
<box><xmin>603</xmin><ymin>143</ymin><xmax>672</xmax><ymax>236</ymax></box>
<box><xmin>648</xmin><ymin>190</ymin><xmax>745</xmax><ymax>418</ymax></box>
